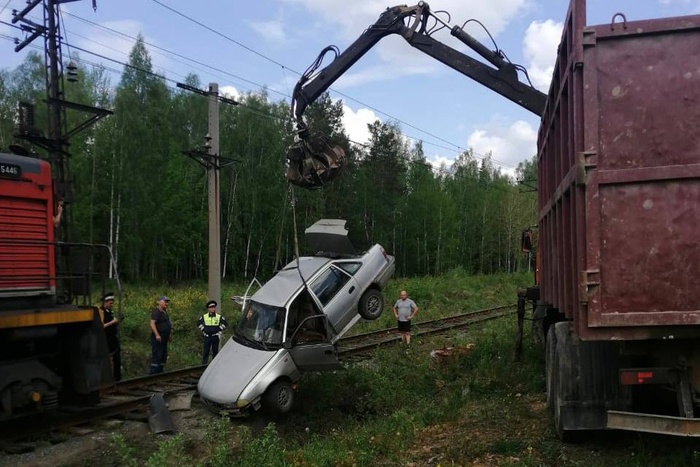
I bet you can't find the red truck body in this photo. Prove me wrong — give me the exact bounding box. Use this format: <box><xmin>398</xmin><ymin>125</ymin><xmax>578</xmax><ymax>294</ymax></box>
<box><xmin>537</xmin><ymin>0</ymin><xmax>700</xmax><ymax>341</ymax></box>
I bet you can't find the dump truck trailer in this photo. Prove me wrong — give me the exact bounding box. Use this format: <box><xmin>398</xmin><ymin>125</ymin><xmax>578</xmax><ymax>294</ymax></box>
<box><xmin>529</xmin><ymin>0</ymin><xmax>700</xmax><ymax>438</ymax></box>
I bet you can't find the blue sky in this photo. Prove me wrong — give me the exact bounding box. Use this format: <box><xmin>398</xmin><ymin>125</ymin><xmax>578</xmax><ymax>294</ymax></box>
<box><xmin>1</xmin><ymin>0</ymin><xmax>698</xmax><ymax>174</ymax></box>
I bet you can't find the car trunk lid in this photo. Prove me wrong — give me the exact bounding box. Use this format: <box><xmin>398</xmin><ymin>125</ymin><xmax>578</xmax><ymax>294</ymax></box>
<box><xmin>305</xmin><ymin>219</ymin><xmax>356</xmax><ymax>256</ymax></box>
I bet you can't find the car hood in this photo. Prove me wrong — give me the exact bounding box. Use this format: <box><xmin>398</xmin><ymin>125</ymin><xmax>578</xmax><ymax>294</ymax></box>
<box><xmin>197</xmin><ymin>336</ymin><xmax>276</xmax><ymax>404</ymax></box>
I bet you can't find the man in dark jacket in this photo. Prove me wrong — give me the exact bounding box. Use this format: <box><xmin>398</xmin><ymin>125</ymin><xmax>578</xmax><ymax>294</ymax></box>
<box><xmin>198</xmin><ymin>300</ymin><xmax>228</xmax><ymax>365</ymax></box>
<box><xmin>149</xmin><ymin>296</ymin><xmax>172</xmax><ymax>374</ymax></box>
<box><xmin>100</xmin><ymin>292</ymin><xmax>121</xmax><ymax>381</ymax></box>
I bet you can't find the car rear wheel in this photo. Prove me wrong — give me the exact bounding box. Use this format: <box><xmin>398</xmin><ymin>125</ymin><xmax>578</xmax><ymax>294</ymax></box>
<box><xmin>264</xmin><ymin>379</ymin><xmax>294</xmax><ymax>414</ymax></box>
<box><xmin>359</xmin><ymin>289</ymin><xmax>384</xmax><ymax>320</ymax></box>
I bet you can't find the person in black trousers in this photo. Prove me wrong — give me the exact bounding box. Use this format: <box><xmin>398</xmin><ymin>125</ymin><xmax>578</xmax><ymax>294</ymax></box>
<box><xmin>100</xmin><ymin>292</ymin><xmax>122</xmax><ymax>381</ymax></box>
<box><xmin>198</xmin><ymin>300</ymin><xmax>228</xmax><ymax>365</ymax></box>
<box><xmin>149</xmin><ymin>296</ymin><xmax>172</xmax><ymax>374</ymax></box>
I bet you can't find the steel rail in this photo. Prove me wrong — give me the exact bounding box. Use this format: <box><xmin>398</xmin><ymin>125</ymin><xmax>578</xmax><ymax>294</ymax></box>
<box><xmin>340</xmin><ymin>303</ymin><xmax>516</xmax><ymax>346</ymax></box>
<box><xmin>339</xmin><ymin>305</ymin><xmax>516</xmax><ymax>356</ymax></box>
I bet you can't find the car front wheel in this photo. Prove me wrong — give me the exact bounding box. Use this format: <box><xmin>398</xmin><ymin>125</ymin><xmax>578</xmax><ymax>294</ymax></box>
<box><xmin>264</xmin><ymin>379</ymin><xmax>294</xmax><ymax>414</ymax></box>
<box><xmin>359</xmin><ymin>289</ymin><xmax>384</xmax><ymax>320</ymax></box>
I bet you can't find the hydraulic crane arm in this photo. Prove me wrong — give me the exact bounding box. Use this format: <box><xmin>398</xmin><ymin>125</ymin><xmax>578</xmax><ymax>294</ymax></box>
<box><xmin>286</xmin><ymin>1</ymin><xmax>547</xmax><ymax>189</ymax></box>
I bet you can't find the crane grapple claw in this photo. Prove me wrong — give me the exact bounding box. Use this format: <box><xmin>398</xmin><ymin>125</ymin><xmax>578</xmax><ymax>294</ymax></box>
<box><xmin>285</xmin><ymin>136</ymin><xmax>345</xmax><ymax>190</ymax></box>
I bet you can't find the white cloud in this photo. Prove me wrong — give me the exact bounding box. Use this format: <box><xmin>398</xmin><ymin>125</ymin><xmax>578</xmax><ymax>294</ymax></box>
<box><xmin>341</xmin><ymin>104</ymin><xmax>378</xmax><ymax>144</ymax></box>
<box><xmin>523</xmin><ymin>19</ymin><xmax>563</xmax><ymax>91</ymax></box>
<box><xmin>467</xmin><ymin>119</ymin><xmax>537</xmax><ymax>173</ymax></box>
<box><xmin>283</xmin><ymin>0</ymin><xmax>528</xmax><ymax>86</ymax></box>
<box><xmin>220</xmin><ymin>85</ymin><xmax>241</xmax><ymax>100</ymax></box>
<box><xmin>283</xmin><ymin>0</ymin><xmax>526</xmax><ymax>41</ymax></box>
<box><xmin>249</xmin><ymin>19</ymin><xmax>286</xmax><ymax>43</ymax></box>
<box><xmin>427</xmin><ymin>154</ymin><xmax>456</xmax><ymax>172</ymax></box>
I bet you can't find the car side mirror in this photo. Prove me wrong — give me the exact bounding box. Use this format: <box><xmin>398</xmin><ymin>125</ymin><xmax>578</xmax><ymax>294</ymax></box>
<box><xmin>283</xmin><ymin>340</ymin><xmax>292</xmax><ymax>349</ymax></box>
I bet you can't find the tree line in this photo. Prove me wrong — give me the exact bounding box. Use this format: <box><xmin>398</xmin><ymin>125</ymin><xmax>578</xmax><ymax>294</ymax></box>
<box><xmin>0</xmin><ymin>37</ymin><xmax>537</xmax><ymax>282</ymax></box>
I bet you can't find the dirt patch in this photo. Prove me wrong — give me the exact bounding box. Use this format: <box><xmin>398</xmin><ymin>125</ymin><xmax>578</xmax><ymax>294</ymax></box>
<box><xmin>0</xmin><ymin>402</ymin><xmax>219</xmax><ymax>467</ymax></box>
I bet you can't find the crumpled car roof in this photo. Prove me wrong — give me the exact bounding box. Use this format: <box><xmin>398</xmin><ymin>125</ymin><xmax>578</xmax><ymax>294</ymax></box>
<box><xmin>251</xmin><ymin>257</ymin><xmax>330</xmax><ymax>307</ymax></box>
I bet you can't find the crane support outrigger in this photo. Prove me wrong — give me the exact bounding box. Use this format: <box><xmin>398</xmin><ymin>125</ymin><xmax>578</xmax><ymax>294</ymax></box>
<box><xmin>286</xmin><ymin>1</ymin><xmax>546</xmax><ymax>189</ymax></box>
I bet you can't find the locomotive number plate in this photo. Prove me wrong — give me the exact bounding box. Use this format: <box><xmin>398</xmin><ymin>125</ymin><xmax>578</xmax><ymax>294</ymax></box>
<box><xmin>0</xmin><ymin>162</ymin><xmax>22</xmax><ymax>179</ymax></box>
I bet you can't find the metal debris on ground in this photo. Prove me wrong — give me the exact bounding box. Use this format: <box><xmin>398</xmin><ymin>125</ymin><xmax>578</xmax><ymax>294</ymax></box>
<box><xmin>147</xmin><ymin>393</ymin><xmax>176</xmax><ymax>434</ymax></box>
<box><xmin>429</xmin><ymin>344</ymin><xmax>475</xmax><ymax>370</ymax></box>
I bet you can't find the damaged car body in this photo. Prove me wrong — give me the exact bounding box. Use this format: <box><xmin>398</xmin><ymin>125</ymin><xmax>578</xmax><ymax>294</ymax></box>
<box><xmin>197</xmin><ymin>220</ymin><xmax>395</xmax><ymax>415</ymax></box>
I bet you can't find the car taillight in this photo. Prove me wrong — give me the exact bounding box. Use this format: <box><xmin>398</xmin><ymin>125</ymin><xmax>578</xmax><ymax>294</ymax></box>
<box><xmin>381</xmin><ymin>248</ymin><xmax>388</xmax><ymax>260</ymax></box>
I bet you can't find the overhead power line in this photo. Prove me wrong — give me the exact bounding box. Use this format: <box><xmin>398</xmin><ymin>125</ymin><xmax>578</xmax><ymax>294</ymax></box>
<box><xmin>62</xmin><ymin>11</ymin><xmax>291</xmax><ymax>100</ymax></box>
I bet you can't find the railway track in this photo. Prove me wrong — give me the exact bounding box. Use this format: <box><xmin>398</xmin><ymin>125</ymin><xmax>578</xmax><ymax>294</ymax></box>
<box><xmin>0</xmin><ymin>366</ymin><xmax>205</xmax><ymax>442</ymax></box>
<box><xmin>0</xmin><ymin>304</ymin><xmax>514</xmax><ymax>442</ymax></box>
<box><xmin>338</xmin><ymin>304</ymin><xmax>516</xmax><ymax>356</ymax></box>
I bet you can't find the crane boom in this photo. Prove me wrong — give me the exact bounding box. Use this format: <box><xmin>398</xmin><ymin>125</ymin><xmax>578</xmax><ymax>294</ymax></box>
<box><xmin>286</xmin><ymin>2</ymin><xmax>546</xmax><ymax>189</ymax></box>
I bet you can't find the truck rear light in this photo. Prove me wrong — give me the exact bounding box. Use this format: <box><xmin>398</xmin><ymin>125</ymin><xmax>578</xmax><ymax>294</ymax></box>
<box><xmin>619</xmin><ymin>368</ymin><xmax>677</xmax><ymax>385</ymax></box>
<box><xmin>620</xmin><ymin>371</ymin><xmax>654</xmax><ymax>385</ymax></box>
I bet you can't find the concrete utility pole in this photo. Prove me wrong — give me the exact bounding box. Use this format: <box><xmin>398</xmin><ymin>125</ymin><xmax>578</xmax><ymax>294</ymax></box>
<box><xmin>207</xmin><ymin>83</ymin><xmax>221</xmax><ymax>307</ymax></box>
<box><xmin>177</xmin><ymin>81</ymin><xmax>237</xmax><ymax>303</ymax></box>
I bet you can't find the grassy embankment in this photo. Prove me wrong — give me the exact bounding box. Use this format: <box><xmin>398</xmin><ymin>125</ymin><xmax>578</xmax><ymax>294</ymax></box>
<box><xmin>112</xmin><ymin>271</ymin><xmax>700</xmax><ymax>466</ymax></box>
<box><xmin>116</xmin><ymin>269</ymin><xmax>528</xmax><ymax>377</ymax></box>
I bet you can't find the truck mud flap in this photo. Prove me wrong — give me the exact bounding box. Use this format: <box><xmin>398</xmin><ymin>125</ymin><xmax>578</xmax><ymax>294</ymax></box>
<box><xmin>553</xmin><ymin>322</ymin><xmax>630</xmax><ymax>438</ymax></box>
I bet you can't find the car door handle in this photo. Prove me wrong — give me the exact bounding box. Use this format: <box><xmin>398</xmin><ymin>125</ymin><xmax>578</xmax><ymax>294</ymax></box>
<box><xmin>349</xmin><ymin>286</ymin><xmax>355</xmax><ymax>293</ymax></box>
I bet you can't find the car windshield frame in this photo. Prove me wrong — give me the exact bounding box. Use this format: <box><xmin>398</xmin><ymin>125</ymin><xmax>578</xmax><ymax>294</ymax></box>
<box><xmin>234</xmin><ymin>300</ymin><xmax>286</xmax><ymax>349</ymax></box>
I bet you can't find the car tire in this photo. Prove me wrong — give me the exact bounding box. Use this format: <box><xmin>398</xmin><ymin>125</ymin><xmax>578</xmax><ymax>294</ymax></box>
<box><xmin>358</xmin><ymin>289</ymin><xmax>384</xmax><ymax>320</ymax></box>
<box><xmin>264</xmin><ymin>379</ymin><xmax>294</xmax><ymax>414</ymax></box>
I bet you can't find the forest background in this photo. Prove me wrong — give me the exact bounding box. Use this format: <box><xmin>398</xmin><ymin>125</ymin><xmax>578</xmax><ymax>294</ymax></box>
<box><xmin>0</xmin><ymin>37</ymin><xmax>537</xmax><ymax>283</ymax></box>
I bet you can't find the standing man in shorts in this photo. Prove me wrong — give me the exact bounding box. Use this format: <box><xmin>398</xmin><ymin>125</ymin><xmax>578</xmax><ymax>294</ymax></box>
<box><xmin>393</xmin><ymin>290</ymin><xmax>418</xmax><ymax>346</ymax></box>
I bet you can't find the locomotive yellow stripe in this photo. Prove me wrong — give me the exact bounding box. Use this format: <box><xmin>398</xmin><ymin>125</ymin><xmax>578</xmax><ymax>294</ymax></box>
<box><xmin>0</xmin><ymin>309</ymin><xmax>95</xmax><ymax>328</ymax></box>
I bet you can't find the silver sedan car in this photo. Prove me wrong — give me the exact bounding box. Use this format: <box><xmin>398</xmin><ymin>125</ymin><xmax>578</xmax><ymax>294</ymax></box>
<box><xmin>198</xmin><ymin>220</ymin><xmax>395</xmax><ymax>416</ymax></box>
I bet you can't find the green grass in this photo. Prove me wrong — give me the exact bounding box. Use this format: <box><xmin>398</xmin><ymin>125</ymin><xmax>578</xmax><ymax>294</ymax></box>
<box><xmin>116</xmin><ymin>271</ymin><xmax>528</xmax><ymax>377</ymax></box>
<box><xmin>109</xmin><ymin>272</ymin><xmax>700</xmax><ymax>466</ymax></box>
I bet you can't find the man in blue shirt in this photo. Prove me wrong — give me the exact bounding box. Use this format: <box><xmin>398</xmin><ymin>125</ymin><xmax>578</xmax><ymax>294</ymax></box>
<box><xmin>393</xmin><ymin>290</ymin><xmax>418</xmax><ymax>346</ymax></box>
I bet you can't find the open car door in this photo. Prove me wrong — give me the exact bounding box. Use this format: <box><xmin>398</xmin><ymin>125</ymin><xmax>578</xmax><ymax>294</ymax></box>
<box><xmin>287</xmin><ymin>315</ymin><xmax>342</xmax><ymax>371</ymax></box>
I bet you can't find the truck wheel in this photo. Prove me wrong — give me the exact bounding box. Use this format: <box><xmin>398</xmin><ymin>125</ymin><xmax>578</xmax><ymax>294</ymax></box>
<box><xmin>358</xmin><ymin>289</ymin><xmax>384</xmax><ymax>320</ymax></box>
<box><xmin>545</xmin><ymin>325</ymin><xmax>557</xmax><ymax>413</ymax></box>
<box><xmin>264</xmin><ymin>380</ymin><xmax>294</xmax><ymax>414</ymax></box>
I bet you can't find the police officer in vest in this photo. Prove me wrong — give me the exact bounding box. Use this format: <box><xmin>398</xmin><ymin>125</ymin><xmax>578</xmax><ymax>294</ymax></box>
<box><xmin>100</xmin><ymin>292</ymin><xmax>122</xmax><ymax>381</ymax></box>
<box><xmin>198</xmin><ymin>300</ymin><xmax>228</xmax><ymax>365</ymax></box>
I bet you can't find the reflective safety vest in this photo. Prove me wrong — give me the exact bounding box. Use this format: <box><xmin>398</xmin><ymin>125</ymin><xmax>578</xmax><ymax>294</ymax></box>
<box><xmin>202</xmin><ymin>314</ymin><xmax>221</xmax><ymax>326</ymax></box>
<box><xmin>199</xmin><ymin>313</ymin><xmax>225</xmax><ymax>337</ymax></box>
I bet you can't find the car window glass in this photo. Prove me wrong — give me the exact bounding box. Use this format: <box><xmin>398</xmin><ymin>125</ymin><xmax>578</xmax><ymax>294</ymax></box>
<box><xmin>236</xmin><ymin>301</ymin><xmax>286</xmax><ymax>346</ymax></box>
<box><xmin>310</xmin><ymin>265</ymin><xmax>351</xmax><ymax>306</ymax></box>
<box><xmin>335</xmin><ymin>262</ymin><xmax>362</xmax><ymax>275</ymax></box>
